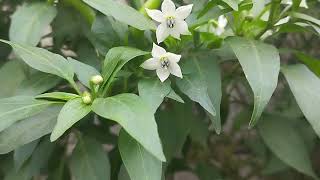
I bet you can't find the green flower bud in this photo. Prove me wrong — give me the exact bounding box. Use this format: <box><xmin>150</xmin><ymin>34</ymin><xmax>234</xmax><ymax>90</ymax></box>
<box><xmin>82</xmin><ymin>92</ymin><xmax>92</xmax><ymax>104</ymax></box>
<box><xmin>91</xmin><ymin>75</ymin><xmax>104</xmax><ymax>85</ymax></box>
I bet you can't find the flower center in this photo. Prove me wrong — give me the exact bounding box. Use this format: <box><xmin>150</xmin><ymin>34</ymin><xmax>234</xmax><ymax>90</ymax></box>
<box><xmin>166</xmin><ymin>16</ymin><xmax>175</xmax><ymax>28</ymax></box>
<box><xmin>160</xmin><ymin>57</ymin><xmax>170</xmax><ymax>69</ymax></box>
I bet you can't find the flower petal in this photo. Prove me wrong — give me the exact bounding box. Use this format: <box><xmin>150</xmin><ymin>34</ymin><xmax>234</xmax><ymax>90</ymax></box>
<box><xmin>156</xmin><ymin>68</ymin><xmax>170</xmax><ymax>82</ymax></box>
<box><xmin>161</xmin><ymin>0</ymin><xmax>176</xmax><ymax>15</ymax></box>
<box><xmin>141</xmin><ymin>58</ymin><xmax>159</xmax><ymax>70</ymax></box>
<box><xmin>214</xmin><ymin>27</ymin><xmax>225</xmax><ymax>36</ymax></box>
<box><xmin>300</xmin><ymin>0</ymin><xmax>308</xmax><ymax>8</ymax></box>
<box><xmin>218</xmin><ymin>15</ymin><xmax>228</xmax><ymax>28</ymax></box>
<box><xmin>175</xmin><ymin>20</ymin><xmax>190</xmax><ymax>35</ymax></box>
<box><xmin>152</xmin><ymin>43</ymin><xmax>166</xmax><ymax>58</ymax></box>
<box><xmin>169</xmin><ymin>62</ymin><xmax>182</xmax><ymax>78</ymax></box>
<box><xmin>167</xmin><ymin>52</ymin><xmax>181</xmax><ymax>63</ymax></box>
<box><xmin>145</xmin><ymin>9</ymin><xmax>165</xmax><ymax>22</ymax></box>
<box><xmin>175</xmin><ymin>4</ymin><xmax>193</xmax><ymax>20</ymax></box>
<box><xmin>156</xmin><ymin>23</ymin><xmax>170</xmax><ymax>43</ymax></box>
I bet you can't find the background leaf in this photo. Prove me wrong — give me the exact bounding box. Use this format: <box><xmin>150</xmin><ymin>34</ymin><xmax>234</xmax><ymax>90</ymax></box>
<box><xmin>9</xmin><ymin>2</ymin><xmax>57</xmax><ymax>46</ymax></box>
<box><xmin>70</xmin><ymin>136</ymin><xmax>111</xmax><ymax>180</ymax></box>
<box><xmin>119</xmin><ymin>130</ymin><xmax>162</xmax><ymax>180</ymax></box>
<box><xmin>258</xmin><ymin>115</ymin><xmax>318</xmax><ymax>179</ymax></box>
<box><xmin>83</xmin><ymin>0</ymin><xmax>156</xmax><ymax>30</ymax></box>
<box><xmin>138</xmin><ymin>78</ymin><xmax>171</xmax><ymax>113</ymax></box>
<box><xmin>0</xmin><ymin>105</ymin><xmax>61</xmax><ymax>154</ymax></box>
<box><xmin>13</xmin><ymin>140</ymin><xmax>39</xmax><ymax>171</ymax></box>
<box><xmin>227</xmin><ymin>37</ymin><xmax>280</xmax><ymax>127</ymax></box>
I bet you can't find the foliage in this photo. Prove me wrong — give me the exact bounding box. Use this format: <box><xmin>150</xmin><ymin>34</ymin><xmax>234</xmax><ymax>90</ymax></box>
<box><xmin>0</xmin><ymin>0</ymin><xmax>320</xmax><ymax>179</ymax></box>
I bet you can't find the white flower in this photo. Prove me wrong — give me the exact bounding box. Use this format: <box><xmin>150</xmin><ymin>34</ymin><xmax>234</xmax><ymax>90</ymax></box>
<box><xmin>274</xmin><ymin>16</ymin><xmax>290</xmax><ymax>26</ymax></box>
<box><xmin>141</xmin><ymin>43</ymin><xmax>182</xmax><ymax>82</ymax></box>
<box><xmin>146</xmin><ymin>0</ymin><xmax>193</xmax><ymax>43</ymax></box>
<box><xmin>213</xmin><ymin>15</ymin><xmax>228</xmax><ymax>36</ymax></box>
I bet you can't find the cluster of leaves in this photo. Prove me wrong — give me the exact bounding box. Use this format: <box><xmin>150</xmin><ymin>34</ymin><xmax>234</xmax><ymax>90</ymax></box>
<box><xmin>0</xmin><ymin>0</ymin><xmax>320</xmax><ymax>179</ymax></box>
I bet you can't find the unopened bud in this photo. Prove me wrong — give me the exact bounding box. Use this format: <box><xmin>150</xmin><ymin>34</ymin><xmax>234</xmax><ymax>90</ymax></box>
<box><xmin>82</xmin><ymin>92</ymin><xmax>92</xmax><ymax>104</ymax></box>
<box><xmin>91</xmin><ymin>75</ymin><xmax>103</xmax><ymax>85</ymax></box>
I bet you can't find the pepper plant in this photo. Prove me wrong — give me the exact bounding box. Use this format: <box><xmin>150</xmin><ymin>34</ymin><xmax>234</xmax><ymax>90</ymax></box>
<box><xmin>0</xmin><ymin>0</ymin><xmax>320</xmax><ymax>179</ymax></box>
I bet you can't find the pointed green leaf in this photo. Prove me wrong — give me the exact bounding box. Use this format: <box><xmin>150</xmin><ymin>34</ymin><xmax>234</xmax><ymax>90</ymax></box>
<box><xmin>14</xmin><ymin>140</ymin><xmax>39</xmax><ymax>171</ymax></box>
<box><xmin>138</xmin><ymin>78</ymin><xmax>171</xmax><ymax>113</ymax></box>
<box><xmin>0</xmin><ymin>105</ymin><xmax>61</xmax><ymax>154</ymax></box>
<box><xmin>70</xmin><ymin>136</ymin><xmax>111</xmax><ymax>180</ymax></box>
<box><xmin>166</xmin><ymin>89</ymin><xmax>184</xmax><ymax>103</ymax></box>
<box><xmin>92</xmin><ymin>93</ymin><xmax>166</xmax><ymax>162</ymax></box>
<box><xmin>0</xmin><ymin>40</ymin><xmax>74</xmax><ymax>82</ymax></box>
<box><xmin>68</xmin><ymin>57</ymin><xmax>100</xmax><ymax>88</ymax></box>
<box><xmin>0</xmin><ymin>96</ymin><xmax>57</xmax><ymax>132</ymax></box>
<box><xmin>222</xmin><ymin>0</ymin><xmax>239</xmax><ymax>11</ymax></box>
<box><xmin>36</xmin><ymin>92</ymin><xmax>80</xmax><ymax>101</ymax></box>
<box><xmin>119</xmin><ymin>130</ymin><xmax>162</xmax><ymax>180</ymax></box>
<box><xmin>9</xmin><ymin>2</ymin><xmax>57</xmax><ymax>45</ymax></box>
<box><xmin>282</xmin><ymin>64</ymin><xmax>320</xmax><ymax>138</ymax></box>
<box><xmin>258</xmin><ymin>116</ymin><xmax>318</xmax><ymax>179</ymax></box>
<box><xmin>15</xmin><ymin>73</ymin><xmax>61</xmax><ymax>96</ymax></box>
<box><xmin>227</xmin><ymin>37</ymin><xmax>280</xmax><ymax>127</ymax></box>
<box><xmin>83</xmin><ymin>0</ymin><xmax>156</xmax><ymax>30</ymax></box>
<box><xmin>50</xmin><ymin>98</ymin><xmax>91</xmax><ymax>141</ymax></box>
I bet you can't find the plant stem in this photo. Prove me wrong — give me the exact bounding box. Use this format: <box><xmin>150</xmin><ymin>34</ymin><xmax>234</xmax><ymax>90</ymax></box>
<box><xmin>69</xmin><ymin>80</ymin><xmax>81</xmax><ymax>95</ymax></box>
<box><xmin>61</xmin><ymin>0</ymin><xmax>96</xmax><ymax>25</ymax></box>
<box><xmin>139</xmin><ymin>0</ymin><xmax>161</xmax><ymax>15</ymax></box>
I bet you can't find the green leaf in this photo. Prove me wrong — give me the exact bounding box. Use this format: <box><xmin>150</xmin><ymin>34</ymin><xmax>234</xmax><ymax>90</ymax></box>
<box><xmin>294</xmin><ymin>52</ymin><xmax>320</xmax><ymax>77</ymax></box>
<box><xmin>0</xmin><ymin>40</ymin><xmax>74</xmax><ymax>82</ymax></box>
<box><xmin>70</xmin><ymin>136</ymin><xmax>111</xmax><ymax>180</ymax></box>
<box><xmin>222</xmin><ymin>0</ymin><xmax>239</xmax><ymax>11</ymax></box>
<box><xmin>14</xmin><ymin>140</ymin><xmax>39</xmax><ymax>171</ymax></box>
<box><xmin>15</xmin><ymin>73</ymin><xmax>61</xmax><ymax>96</ymax></box>
<box><xmin>102</xmin><ymin>47</ymin><xmax>148</xmax><ymax>82</ymax></box>
<box><xmin>0</xmin><ymin>96</ymin><xmax>56</xmax><ymax>132</ymax></box>
<box><xmin>138</xmin><ymin>78</ymin><xmax>171</xmax><ymax>113</ymax></box>
<box><xmin>166</xmin><ymin>89</ymin><xmax>184</xmax><ymax>103</ymax></box>
<box><xmin>177</xmin><ymin>58</ymin><xmax>220</xmax><ymax>131</ymax></box>
<box><xmin>258</xmin><ymin>116</ymin><xmax>318</xmax><ymax>179</ymax></box>
<box><xmin>5</xmin><ymin>137</ymin><xmax>54</xmax><ymax>180</ymax></box>
<box><xmin>9</xmin><ymin>2</ymin><xmax>57</xmax><ymax>46</ymax></box>
<box><xmin>292</xmin><ymin>12</ymin><xmax>320</xmax><ymax>27</ymax></box>
<box><xmin>227</xmin><ymin>37</ymin><xmax>280</xmax><ymax>127</ymax></box>
<box><xmin>0</xmin><ymin>60</ymin><xmax>25</xmax><ymax>98</ymax></box>
<box><xmin>36</xmin><ymin>92</ymin><xmax>80</xmax><ymax>101</ymax></box>
<box><xmin>50</xmin><ymin>98</ymin><xmax>91</xmax><ymax>141</ymax></box>
<box><xmin>0</xmin><ymin>105</ymin><xmax>61</xmax><ymax>154</ymax></box>
<box><xmin>68</xmin><ymin>57</ymin><xmax>100</xmax><ymax>88</ymax></box>
<box><xmin>281</xmin><ymin>64</ymin><xmax>320</xmax><ymax>138</ymax></box>
<box><xmin>83</xmin><ymin>0</ymin><xmax>156</xmax><ymax>30</ymax></box>
<box><xmin>101</xmin><ymin>47</ymin><xmax>148</xmax><ymax>93</ymax></box>
<box><xmin>92</xmin><ymin>93</ymin><xmax>166</xmax><ymax>162</ymax></box>
<box><xmin>119</xmin><ymin>130</ymin><xmax>162</xmax><ymax>180</ymax></box>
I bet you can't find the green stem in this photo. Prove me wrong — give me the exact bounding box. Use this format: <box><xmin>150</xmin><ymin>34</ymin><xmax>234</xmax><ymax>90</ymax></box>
<box><xmin>69</xmin><ymin>80</ymin><xmax>81</xmax><ymax>95</ymax></box>
<box><xmin>62</xmin><ymin>0</ymin><xmax>96</xmax><ymax>25</ymax></box>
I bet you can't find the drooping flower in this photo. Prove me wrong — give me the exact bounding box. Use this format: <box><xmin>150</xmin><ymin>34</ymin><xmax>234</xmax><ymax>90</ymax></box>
<box><xmin>146</xmin><ymin>0</ymin><xmax>193</xmax><ymax>43</ymax></box>
<box><xmin>213</xmin><ymin>15</ymin><xmax>228</xmax><ymax>36</ymax></box>
<box><xmin>141</xmin><ymin>43</ymin><xmax>182</xmax><ymax>82</ymax></box>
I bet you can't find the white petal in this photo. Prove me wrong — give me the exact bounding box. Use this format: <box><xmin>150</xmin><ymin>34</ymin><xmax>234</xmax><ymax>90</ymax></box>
<box><xmin>218</xmin><ymin>15</ymin><xmax>228</xmax><ymax>28</ymax></box>
<box><xmin>141</xmin><ymin>58</ymin><xmax>159</xmax><ymax>70</ymax></box>
<box><xmin>161</xmin><ymin>0</ymin><xmax>176</xmax><ymax>15</ymax></box>
<box><xmin>146</xmin><ymin>9</ymin><xmax>165</xmax><ymax>22</ymax></box>
<box><xmin>282</xmin><ymin>0</ymin><xmax>292</xmax><ymax>5</ymax></box>
<box><xmin>300</xmin><ymin>0</ymin><xmax>308</xmax><ymax>8</ymax></box>
<box><xmin>169</xmin><ymin>62</ymin><xmax>182</xmax><ymax>78</ymax></box>
<box><xmin>156</xmin><ymin>23</ymin><xmax>170</xmax><ymax>43</ymax></box>
<box><xmin>214</xmin><ymin>27</ymin><xmax>224</xmax><ymax>36</ymax></box>
<box><xmin>167</xmin><ymin>52</ymin><xmax>181</xmax><ymax>63</ymax></box>
<box><xmin>156</xmin><ymin>68</ymin><xmax>170</xmax><ymax>82</ymax></box>
<box><xmin>175</xmin><ymin>4</ymin><xmax>193</xmax><ymax>20</ymax></box>
<box><xmin>175</xmin><ymin>20</ymin><xmax>190</xmax><ymax>35</ymax></box>
<box><xmin>152</xmin><ymin>43</ymin><xmax>166</xmax><ymax>58</ymax></box>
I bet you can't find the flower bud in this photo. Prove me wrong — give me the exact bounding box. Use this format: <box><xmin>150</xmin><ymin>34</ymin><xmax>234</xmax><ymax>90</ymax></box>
<box><xmin>82</xmin><ymin>92</ymin><xmax>92</xmax><ymax>104</ymax></box>
<box><xmin>91</xmin><ymin>75</ymin><xmax>104</xmax><ymax>85</ymax></box>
